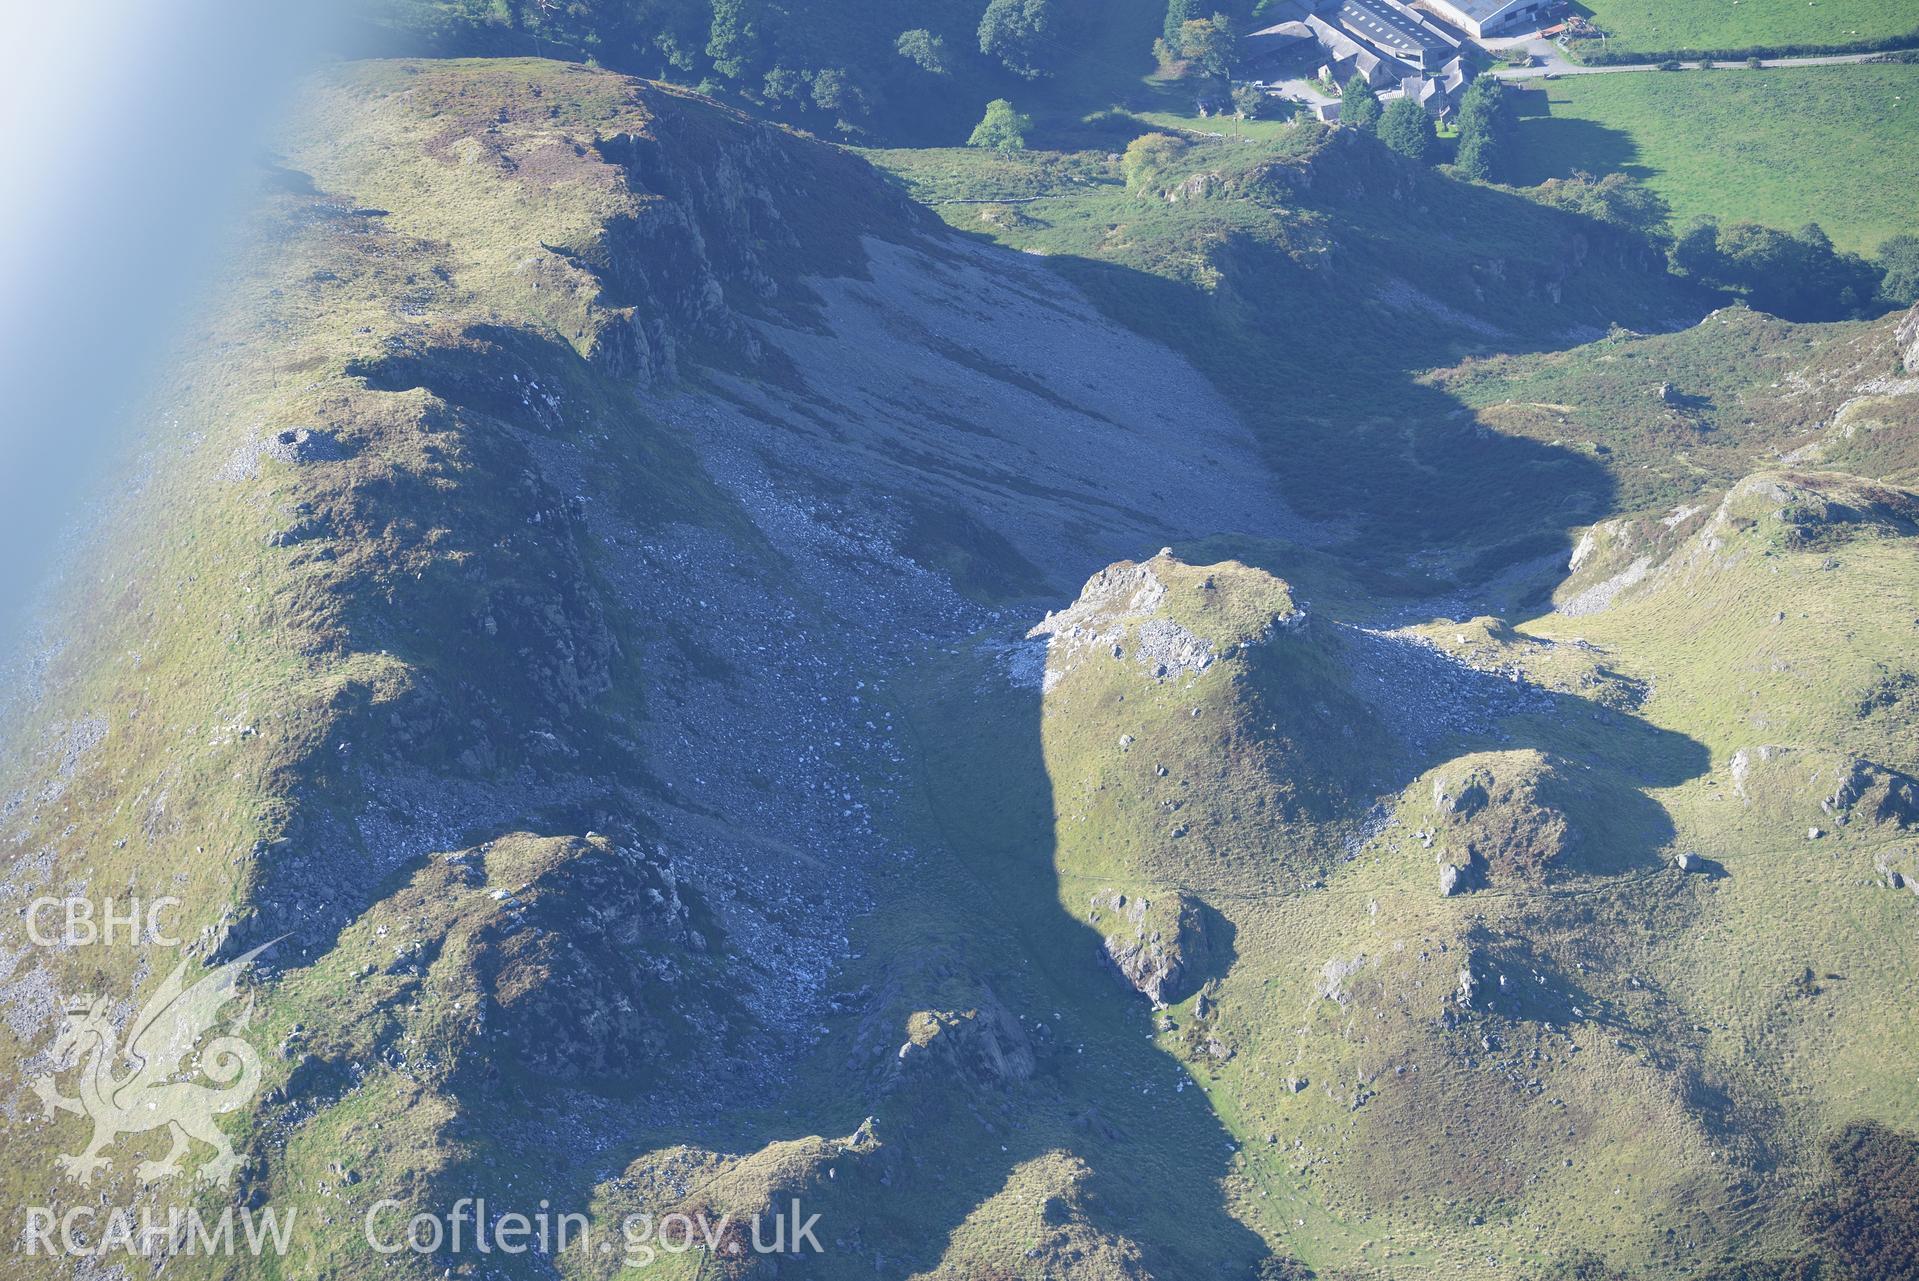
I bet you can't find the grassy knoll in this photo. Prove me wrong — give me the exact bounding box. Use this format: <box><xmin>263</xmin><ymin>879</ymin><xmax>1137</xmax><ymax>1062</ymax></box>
<box><xmin>1576</xmin><ymin>0</ymin><xmax>1919</xmax><ymax>56</ymax></box>
<box><xmin>1431</xmin><ymin>307</ymin><xmax>1886</xmax><ymax>515</ymax></box>
<box><xmin>1506</xmin><ymin>62</ymin><xmax>1919</xmax><ymax>252</ymax></box>
<box><xmin>879</xmin><ymin>514</ymin><xmax>1919</xmax><ymax>1275</ymax></box>
<box><xmin>845</xmin><ymin>137</ymin><xmax>1919</xmax><ymax>1281</ymax></box>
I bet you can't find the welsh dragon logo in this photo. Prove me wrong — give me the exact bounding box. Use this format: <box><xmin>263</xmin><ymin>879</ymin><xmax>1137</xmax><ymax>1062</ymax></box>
<box><xmin>31</xmin><ymin>943</ymin><xmax>272</xmax><ymax>1188</ymax></box>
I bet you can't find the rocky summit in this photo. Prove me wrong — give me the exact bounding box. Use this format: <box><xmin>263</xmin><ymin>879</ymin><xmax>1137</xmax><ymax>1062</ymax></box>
<box><xmin>2</xmin><ymin>18</ymin><xmax>1918</xmax><ymax>1281</ymax></box>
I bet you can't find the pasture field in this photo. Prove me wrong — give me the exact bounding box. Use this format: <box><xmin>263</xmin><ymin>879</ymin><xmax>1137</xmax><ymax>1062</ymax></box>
<box><xmin>1576</xmin><ymin>0</ymin><xmax>1919</xmax><ymax>55</ymax></box>
<box><xmin>1506</xmin><ymin>62</ymin><xmax>1919</xmax><ymax>252</ymax></box>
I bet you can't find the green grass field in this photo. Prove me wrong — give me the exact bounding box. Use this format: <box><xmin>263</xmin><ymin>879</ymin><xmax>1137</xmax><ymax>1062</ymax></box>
<box><xmin>1576</xmin><ymin>0</ymin><xmax>1919</xmax><ymax>54</ymax></box>
<box><xmin>1506</xmin><ymin>63</ymin><xmax>1919</xmax><ymax>252</ymax></box>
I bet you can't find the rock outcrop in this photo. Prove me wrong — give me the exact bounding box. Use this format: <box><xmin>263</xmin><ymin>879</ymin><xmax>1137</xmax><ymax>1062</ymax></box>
<box><xmin>892</xmin><ymin>1000</ymin><xmax>1036</xmax><ymax>1088</ymax></box>
<box><xmin>472</xmin><ymin>835</ymin><xmax>708</xmax><ymax>1080</ymax></box>
<box><xmin>1898</xmin><ymin>301</ymin><xmax>1919</xmax><ymax>374</ymax></box>
<box><xmin>1092</xmin><ymin>890</ymin><xmax>1218</xmax><ymax>1006</ymax></box>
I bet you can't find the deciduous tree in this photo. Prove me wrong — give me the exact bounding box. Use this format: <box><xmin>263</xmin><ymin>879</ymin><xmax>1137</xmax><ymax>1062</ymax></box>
<box><xmin>1671</xmin><ymin>217</ymin><xmax>1884</xmax><ymax>321</ymax></box>
<box><xmin>705</xmin><ymin>0</ymin><xmax>762</xmax><ymax>79</ymax></box>
<box><xmin>967</xmin><ymin>98</ymin><xmax>1031</xmax><ymax>151</ymax></box>
<box><xmin>1122</xmin><ymin>131</ymin><xmax>1188</xmax><ymax>191</ymax></box>
<box><xmin>1877</xmin><ymin>234</ymin><xmax>1919</xmax><ymax>305</ymax></box>
<box><xmin>1531</xmin><ymin>171</ymin><xmax>1671</xmax><ymax>243</ymax></box>
<box><xmin>1179</xmin><ymin>14</ymin><xmax>1237</xmax><ymax>82</ymax></box>
<box><xmin>979</xmin><ymin>0</ymin><xmax>1057</xmax><ymax>78</ymax></box>
<box><xmin>896</xmin><ymin>28</ymin><xmax>953</xmax><ymax>76</ymax></box>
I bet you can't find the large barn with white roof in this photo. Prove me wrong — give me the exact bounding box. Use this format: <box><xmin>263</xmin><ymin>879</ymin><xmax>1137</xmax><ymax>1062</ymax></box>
<box><xmin>1419</xmin><ymin>0</ymin><xmax>1551</xmax><ymax>38</ymax></box>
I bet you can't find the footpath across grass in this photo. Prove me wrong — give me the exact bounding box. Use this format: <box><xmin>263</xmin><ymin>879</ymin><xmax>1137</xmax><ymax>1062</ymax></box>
<box><xmin>1505</xmin><ymin>62</ymin><xmax>1919</xmax><ymax>252</ymax></box>
<box><xmin>1577</xmin><ymin>0</ymin><xmax>1918</xmax><ymax>56</ymax></box>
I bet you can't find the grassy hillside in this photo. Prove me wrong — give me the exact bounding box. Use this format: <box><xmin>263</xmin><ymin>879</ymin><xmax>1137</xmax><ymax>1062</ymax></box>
<box><xmin>863</xmin><ymin>128</ymin><xmax>1919</xmax><ymax>1275</ymax></box>
<box><xmin>1506</xmin><ymin>63</ymin><xmax>1919</xmax><ymax>253</ymax></box>
<box><xmin>0</xmin><ymin>58</ymin><xmax>921</xmax><ymax>1280</ymax></box>
<box><xmin>1432</xmin><ymin>303</ymin><xmax>1919</xmax><ymax>514</ymax></box>
<box><xmin>1575</xmin><ymin>0</ymin><xmax>1919</xmax><ymax>55</ymax></box>
<box><xmin>6</xmin><ymin>51</ymin><xmax>1919</xmax><ymax>1281</ymax></box>
<box><xmin>896</xmin><ymin>505</ymin><xmax>1919</xmax><ymax>1276</ymax></box>
<box><xmin>0</xmin><ymin>57</ymin><xmax>1303</xmax><ymax>1281</ymax></box>
<box><xmin>0</xmin><ymin>60</ymin><xmax>698</xmax><ymax>1271</ymax></box>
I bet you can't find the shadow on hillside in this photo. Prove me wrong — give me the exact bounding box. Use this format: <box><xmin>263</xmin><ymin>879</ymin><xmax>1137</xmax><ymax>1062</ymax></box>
<box><xmin>903</xmin><ymin>130</ymin><xmax>1705</xmax><ymax>605</ymax></box>
<box><xmin>398</xmin><ymin>655</ymin><xmax>1278</xmax><ymax>1279</ymax></box>
<box><xmin>710</xmin><ymin>565</ymin><xmax>1713</xmax><ymax>1277</ymax></box>
<box><xmin>806</xmin><ymin>662</ymin><xmax>1277</xmax><ymax>1277</ymax></box>
<box><xmin>503</xmin><ymin>150</ymin><xmax>1723</xmax><ymax>1271</ymax></box>
<box><xmin>1066</xmin><ymin>256</ymin><xmax>1612</xmax><ymax>580</ymax></box>
<box><xmin>278</xmin><ymin>133</ymin><xmax>1718</xmax><ymax>1276</ymax></box>
<box><xmin>232</xmin><ymin>324</ymin><xmax>704</xmax><ymax>968</ymax></box>
<box><xmin>781</xmin><ymin>605</ymin><xmax>1712</xmax><ymax>1275</ymax></box>
<box><xmin>1225</xmin><ymin>617</ymin><xmax>1714</xmax><ymax>891</ymax></box>
<box><xmin>248</xmin><ymin>267</ymin><xmax>1281</xmax><ymax>1274</ymax></box>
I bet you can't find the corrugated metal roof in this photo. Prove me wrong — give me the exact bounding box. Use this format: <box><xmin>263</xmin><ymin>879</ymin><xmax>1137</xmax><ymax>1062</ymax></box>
<box><xmin>1335</xmin><ymin>0</ymin><xmax>1452</xmax><ymax>55</ymax></box>
<box><xmin>1424</xmin><ymin>0</ymin><xmax>1526</xmax><ymax>24</ymax></box>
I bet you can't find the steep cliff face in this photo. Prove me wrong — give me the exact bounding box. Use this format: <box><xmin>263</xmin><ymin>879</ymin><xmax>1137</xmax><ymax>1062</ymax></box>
<box><xmin>0</xmin><ymin>58</ymin><xmax>1294</xmax><ymax>1281</ymax></box>
<box><xmin>5</xmin><ymin>55</ymin><xmax>1918</xmax><ymax>1281</ymax></box>
<box><xmin>880</xmin><ymin>120</ymin><xmax>1712</xmax><ymax>586</ymax></box>
<box><xmin>289</xmin><ymin>60</ymin><xmax>925</xmax><ymax>386</ymax></box>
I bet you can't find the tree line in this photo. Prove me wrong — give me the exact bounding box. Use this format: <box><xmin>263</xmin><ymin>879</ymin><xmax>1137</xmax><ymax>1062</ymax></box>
<box><xmin>1338</xmin><ymin>72</ymin><xmax>1914</xmax><ymax>320</ymax></box>
<box><xmin>358</xmin><ymin>0</ymin><xmax>1091</xmax><ymax>141</ymax></box>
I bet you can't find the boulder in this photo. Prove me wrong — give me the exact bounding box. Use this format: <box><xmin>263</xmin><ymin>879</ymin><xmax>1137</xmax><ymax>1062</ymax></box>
<box><xmin>1674</xmin><ymin>851</ymin><xmax>1705</xmax><ymax>874</ymax></box>
<box><xmin>1456</xmin><ymin>963</ymin><xmax>1479</xmax><ymax>1008</ymax></box>
<box><xmin>893</xmin><ymin>1001</ymin><xmax>1036</xmax><ymax>1087</ymax></box>
<box><xmin>265</xmin><ymin>426</ymin><xmax>348</xmax><ymax>463</ymax></box>
<box><xmin>1318</xmin><ymin>953</ymin><xmax>1367</xmax><ymax>1006</ymax></box>
<box><xmin>1096</xmin><ymin>890</ymin><xmax>1217</xmax><ymax>1006</ymax></box>
<box><xmin>1826</xmin><ymin>759</ymin><xmax>1919</xmax><ymax>830</ymax></box>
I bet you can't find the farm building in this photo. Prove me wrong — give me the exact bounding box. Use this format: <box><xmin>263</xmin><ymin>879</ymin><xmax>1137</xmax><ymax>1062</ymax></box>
<box><xmin>1246</xmin><ymin>0</ymin><xmax>1476</xmax><ymax>118</ymax></box>
<box><xmin>1419</xmin><ymin>0</ymin><xmax>1552</xmax><ymax>39</ymax></box>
